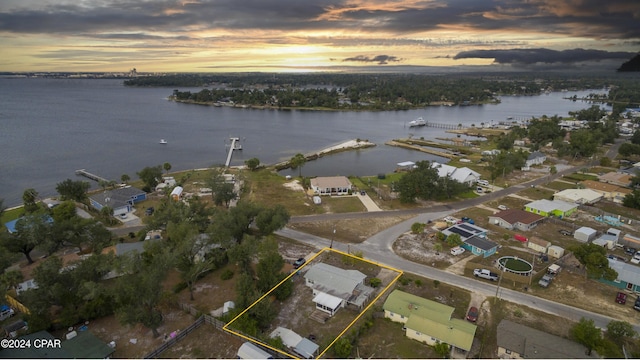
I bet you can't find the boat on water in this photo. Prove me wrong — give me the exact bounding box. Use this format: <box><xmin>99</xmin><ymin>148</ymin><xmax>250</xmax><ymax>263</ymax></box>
<box><xmin>159</xmin><ymin>139</ymin><xmax>167</xmax><ymax>144</ymax></box>
<box><xmin>408</xmin><ymin>117</ymin><xmax>426</xmax><ymax>127</ymax></box>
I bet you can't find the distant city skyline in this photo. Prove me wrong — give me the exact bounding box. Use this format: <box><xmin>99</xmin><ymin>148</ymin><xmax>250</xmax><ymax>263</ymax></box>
<box><xmin>1</xmin><ymin>0</ymin><xmax>638</xmax><ymax>73</ymax></box>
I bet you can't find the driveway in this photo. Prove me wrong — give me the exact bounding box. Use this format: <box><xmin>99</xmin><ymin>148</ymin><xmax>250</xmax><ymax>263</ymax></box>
<box><xmin>356</xmin><ymin>192</ymin><xmax>382</xmax><ymax>212</ymax></box>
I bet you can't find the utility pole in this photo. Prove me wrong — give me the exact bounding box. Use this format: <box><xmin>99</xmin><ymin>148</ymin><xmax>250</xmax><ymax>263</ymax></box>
<box><xmin>330</xmin><ymin>224</ymin><xmax>336</xmax><ymax>249</ymax></box>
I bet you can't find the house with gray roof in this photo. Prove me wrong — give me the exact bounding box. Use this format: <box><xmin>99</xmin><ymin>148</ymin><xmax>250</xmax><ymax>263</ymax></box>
<box><xmin>270</xmin><ymin>327</ymin><xmax>318</xmax><ymax>359</ymax></box>
<box><xmin>463</xmin><ymin>236</ymin><xmax>499</xmax><ymax>258</ymax></box>
<box><xmin>602</xmin><ymin>258</ymin><xmax>640</xmax><ymax>292</ymax></box>
<box><xmin>304</xmin><ymin>263</ymin><xmax>373</xmax><ymax>316</ymax></box>
<box><xmin>522</xmin><ymin>151</ymin><xmax>546</xmax><ymax>170</ymax></box>
<box><xmin>89</xmin><ymin>185</ymin><xmax>146</xmax><ymax>217</ymax></box>
<box><xmin>497</xmin><ymin>320</ymin><xmax>595</xmax><ymax>358</ymax></box>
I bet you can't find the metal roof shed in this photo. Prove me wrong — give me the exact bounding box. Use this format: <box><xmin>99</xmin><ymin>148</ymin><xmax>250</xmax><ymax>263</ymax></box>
<box><xmin>237</xmin><ymin>342</ymin><xmax>273</xmax><ymax>359</ymax></box>
<box><xmin>574</xmin><ymin>227</ymin><xmax>597</xmax><ymax>243</ymax></box>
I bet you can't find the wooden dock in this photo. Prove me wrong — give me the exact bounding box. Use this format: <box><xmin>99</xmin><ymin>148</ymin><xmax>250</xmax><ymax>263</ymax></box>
<box><xmin>75</xmin><ymin>169</ymin><xmax>109</xmax><ymax>183</ymax></box>
<box><xmin>225</xmin><ymin>137</ymin><xmax>241</xmax><ymax>167</ymax></box>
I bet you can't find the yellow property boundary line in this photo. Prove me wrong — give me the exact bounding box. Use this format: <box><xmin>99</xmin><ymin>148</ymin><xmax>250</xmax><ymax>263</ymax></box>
<box><xmin>223</xmin><ymin>247</ymin><xmax>403</xmax><ymax>359</ymax></box>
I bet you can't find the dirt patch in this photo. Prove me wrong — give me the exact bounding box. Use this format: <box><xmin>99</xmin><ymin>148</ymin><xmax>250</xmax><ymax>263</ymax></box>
<box><xmin>392</xmin><ymin>230</ymin><xmax>459</xmax><ymax>268</ymax></box>
<box><xmin>282</xmin><ymin>180</ymin><xmax>304</xmax><ymax>192</ymax></box>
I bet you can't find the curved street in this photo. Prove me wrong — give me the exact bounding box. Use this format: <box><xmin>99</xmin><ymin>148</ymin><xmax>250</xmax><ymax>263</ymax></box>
<box><xmin>278</xmin><ymin>139</ymin><xmax>640</xmax><ymax>332</ymax></box>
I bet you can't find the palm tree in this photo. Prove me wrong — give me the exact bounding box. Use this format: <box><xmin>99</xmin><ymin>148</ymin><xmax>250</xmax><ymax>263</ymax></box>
<box><xmin>290</xmin><ymin>153</ymin><xmax>306</xmax><ymax>178</ymax></box>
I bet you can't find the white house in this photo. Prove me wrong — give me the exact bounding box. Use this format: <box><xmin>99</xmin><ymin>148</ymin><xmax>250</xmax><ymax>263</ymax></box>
<box><xmin>522</xmin><ymin>151</ymin><xmax>546</xmax><ymax>170</ymax></box>
<box><xmin>553</xmin><ymin>188</ymin><xmax>603</xmax><ymax>205</ymax></box>
<box><xmin>430</xmin><ymin>162</ymin><xmax>480</xmax><ymax>186</ymax></box>
<box><xmin>309</xmin><ymin>176</ymin><xmax>352</xmax><ymax>196</ymax></box>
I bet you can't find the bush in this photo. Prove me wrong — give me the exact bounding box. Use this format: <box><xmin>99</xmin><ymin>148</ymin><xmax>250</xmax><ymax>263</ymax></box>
<box><xmin>369</xmin><ymin>278</ymin><xmax>382</xmax><ymax>288</ymax></box>
<box><xmin>220</xmin><ymin>269</ymin><xmax>234</xmax><ymax>280</ymax></box>
<box><xmin>173</xmin><ymin>282</ymin><xmax>188</xmax><ymax>293</ymax></box>
<box><xmin>433</xmin><ymin>280</ymin><xmax>440</xmax><ymax>288</ymax></box>
<box><xmin>414</xmin><ymin>279</ymin><xmax>422</xmax><ymax>287</ymax></box>
<box><xmin>398</xmin><ymin>276</ymin><xmax>411</xmax><ymax>286</ymax></box>
<box><xmin>411</xmin><ymin>222</ymin><xmax>425</xmax><ymax>234</ymax></box>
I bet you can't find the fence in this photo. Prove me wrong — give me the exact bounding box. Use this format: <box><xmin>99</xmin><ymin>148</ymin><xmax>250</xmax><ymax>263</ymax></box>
<box><xmin>143</xmin><ymin>304</ymin><xmax>228</xmax><ymax>359</ymax></box>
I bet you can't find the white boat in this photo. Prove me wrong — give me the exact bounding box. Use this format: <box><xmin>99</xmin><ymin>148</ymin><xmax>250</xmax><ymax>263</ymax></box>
<box><xmin>408</xmin><ymin>117</ymin><xmax>426</xmax><ymax>127</ymax></box>
<box><xmin>159</xmin><ymin>139</ymin><xmax>167</xmax><ymax>144</ymax></box>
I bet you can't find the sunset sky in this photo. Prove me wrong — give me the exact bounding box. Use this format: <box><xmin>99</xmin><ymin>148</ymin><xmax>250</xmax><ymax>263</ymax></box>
<box><xmin>1</xmin><ymin>0</ymin><xmax>638</xmax><ymax>73</ymax></box>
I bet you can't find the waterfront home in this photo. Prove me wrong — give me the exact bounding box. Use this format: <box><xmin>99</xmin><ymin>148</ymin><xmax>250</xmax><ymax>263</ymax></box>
<box><xmin>309</xmin><ymin>176</ymin><xmax>352</xmax><ymax>196</ymax></box>
<box><xmin>383</xmin><ymin>290</ymin><xmax>476</xmax><ymax>353</ymax></box>
<box><xmin>89</xmin><ymin>186</ymin><xmax>146</xmax><ymax>217</ymax></box>
<box><xmin>430</xmin><ymin>162</ymin><xmax>480</xmax><ymax>186</ymax></box>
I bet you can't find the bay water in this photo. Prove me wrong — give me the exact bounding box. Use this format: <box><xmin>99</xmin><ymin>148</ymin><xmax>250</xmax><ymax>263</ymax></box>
<box><xmin>0</xmin><ymin>78</ymin><xmax>606</xmax><ymax>207</ymax></box>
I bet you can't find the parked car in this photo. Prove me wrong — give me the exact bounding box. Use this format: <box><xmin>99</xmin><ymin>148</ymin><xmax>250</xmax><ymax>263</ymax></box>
<box><xmin>625</xmin><ymin>247</ymin><xmax>637</xmax><ymax>256</ymax></box>
<box><xmin>616</xmin><ymin>292</ymin><xmax>627</xmax><ymax>304</ymax></box>
<box><xmin>145</xmin><ymin>207</ymin><xmax>155</xmax><ymax>216</ymax></box>
<box><xmin>360</xmin><ymin>190</ymin><xmax>366</xmax><ymax>196</ymax></box>
<box><xmin>466</xmin><ymin>306</ymin><xmax>478</xmax><ymax>322</ymax></box>
<box><xmin>473</xmin><ymin>269</ymin><xmax>499</xmax><ymax>281</ymax></box>
<box><xmin>634</xmin><ymin>297</ymin><xmax>640</xmax><ymax>311</ymax></box>
<box><xmin>497</xmin><ymin>205</ymin><xmax>508</xmax><ymax>211</ymax></box>
<box><xmin>450</xmin><ymin>246</ymin><xmax>466</xmax><ymax>256</ymax></box>
<box><xmin>558</xmin><ymin>229</ymin><xmax>572</xmax><ymax>236</ymax></box>
<box><xmin>293</xmin><ymin>258</ymin><xmax>306</xmax><ymax>269</ymax></box>
<box><xmin>0</xmin><ymin>305</ymin><xmax>14</xmax><ymax>321</ymax></box>
<box><xmin>631</xmin><ymin>253</ymin><xmax>640</xmax><ymax>265</ymax></box>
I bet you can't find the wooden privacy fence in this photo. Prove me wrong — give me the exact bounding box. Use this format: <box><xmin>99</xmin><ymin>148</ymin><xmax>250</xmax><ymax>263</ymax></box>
<box><xmin>143</xmin><ymin>304</ymin><xmax>228</xmax><ymax>359</ymax></box>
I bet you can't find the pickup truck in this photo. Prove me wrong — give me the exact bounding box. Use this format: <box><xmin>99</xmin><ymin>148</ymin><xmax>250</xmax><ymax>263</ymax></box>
<box><xmin>538</xmin><ymin>274</ymin><xmax>554</xmax><ymax>288</ymax></box>
<box><xmin>473</xmin><ymin>268</ymin><xmax>499</xmax><ymax>281</ymax></box>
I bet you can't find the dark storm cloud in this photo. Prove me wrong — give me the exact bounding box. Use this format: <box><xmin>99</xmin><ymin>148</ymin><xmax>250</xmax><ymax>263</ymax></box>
<box><xmin>342</xmin><ymin>55</ymin><xmax>401</xmax><ymax>65</ymax></box>
<box><xmin>0</xmin><ymin>0</ymin><xmax>638</xmax><ymax>41</ymax></box>
<box><xmin>453</xmin><ymin>48</ymin><xmax>636</xmax><ymax>64</ymax></box>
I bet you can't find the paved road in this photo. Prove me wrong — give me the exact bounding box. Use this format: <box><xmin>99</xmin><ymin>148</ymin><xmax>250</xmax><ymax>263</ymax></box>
<box><xmin>278</xmin><ymin>139</ymin><xmax>640</xmax><ymax>331</ymax></box>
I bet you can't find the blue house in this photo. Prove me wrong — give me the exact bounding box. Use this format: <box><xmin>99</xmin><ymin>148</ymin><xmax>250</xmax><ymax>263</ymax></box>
<box><xmin>4</xmin><ymin>215</ymin><xmax>54</xmax><ymax>234</ymax></box>
<box><xmin>442</xmin><ymin>223</ymin><xmax>497</xmax><ymax>258</ymax></box>
<box><xmin>89</xmin><ymin>186</ymin><xmax>146</xmax><ymax>217</ymax></box>
<box><xmin>602</xmin><ymin>258</ymin><xmax>640</xmax><ymax>292</ymax></box>
<box><xmin>462</xmin><ymin>236</ymin><xmax>499</xmax><ymax>258</ymax></box>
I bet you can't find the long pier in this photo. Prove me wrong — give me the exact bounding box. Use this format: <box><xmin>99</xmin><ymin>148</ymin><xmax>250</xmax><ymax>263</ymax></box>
<box><xmin>385</xmin><ymin>140</ymin><xmax>456</xmax><ymax>159</ymax></box>
<box><xmin>75</xmin><ymin>169</ymin><xmax>109</xmax><ymax>183</ymax></box>
<box><xmin>225</xmin><ymin>137</ymin><xmax>242</xmax><ymax>167</ymax></box>
<box><xmin>424</xmin><ymin>121</ymin><xmax>461</xmax><ymax>130</ymax></box>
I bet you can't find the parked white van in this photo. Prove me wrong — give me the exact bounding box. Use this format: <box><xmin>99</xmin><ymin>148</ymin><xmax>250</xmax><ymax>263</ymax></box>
<box><xmin>477</xmin><ymin>180</ymin><xmax>489</xmax><ymax>186</ymax></box>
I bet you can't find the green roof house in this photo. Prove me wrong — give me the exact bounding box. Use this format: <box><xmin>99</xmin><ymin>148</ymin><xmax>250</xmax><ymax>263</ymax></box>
<box><xmin>383</xmin><ymin>290</ymin><xmax>476</xmax><ymax>352</ymax></box>
<box><xmin>524</xmin><ymin>199</ymin><xmax>577</xmax><ymax>218</ymax></box>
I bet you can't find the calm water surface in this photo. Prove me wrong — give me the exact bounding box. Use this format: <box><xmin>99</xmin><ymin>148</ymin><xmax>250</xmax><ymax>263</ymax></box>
<box><xmin>0</xmin><ymin>78</ymin><xmax>607</xmax><ymax>206</ymax></box>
